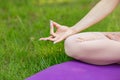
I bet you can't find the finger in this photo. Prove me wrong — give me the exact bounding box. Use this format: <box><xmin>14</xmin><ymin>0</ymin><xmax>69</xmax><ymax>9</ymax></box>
<box><xmin>51</xmin><ymin>20</ymin><xmax>61</xmax><ymax>29</ymax></box>
<box><xmin>53</xmin><ymin>34</ymin><xmax>68</xmax><ymax>44</ymax></box>
<box><xmin>39</xmin><ymin>37</ymin><xmax>50</xmax><ymax>40</ymax></box>
<box><xmin>46</xmin><ymin>36</ymin><xmax>58</xmax><ymax>42</ymax></box>
<box><xmin>39</xmin><ymin>36</ymin><xmax>53</xmax><ymax>41</ymax></box>
<box><xmin>50</xmin><ymin>20</ymin><xmax>56</xmax><ymax>37</ymax></box>
<box><xmin>48</xmin><ymin>38</ymin><xmax>56</xmax><ymax>41</ymax></box>
<box><xmin>50</xmin><ymin>37</ymin><xmax>59</xmax><ymax>41</ymax></box>
<box><xmin>54</xmin><ymin>37</ymin><xmax>64</xmax><ymax>44</ymax></box>
<box><xmin>47</xmin><ymin>36</ymin><xmax>59</xmax><ymax>41</ymax></box>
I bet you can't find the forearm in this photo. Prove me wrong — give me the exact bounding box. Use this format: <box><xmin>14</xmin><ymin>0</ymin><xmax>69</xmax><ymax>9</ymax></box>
<box><xmin>71</xmin><ymin>0</ymin><xmax>120</xmax><ymax>33</ymax></box>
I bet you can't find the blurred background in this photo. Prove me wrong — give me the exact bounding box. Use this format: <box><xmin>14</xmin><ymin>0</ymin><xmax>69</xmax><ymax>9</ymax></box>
<box><xmin>0</xmin><ymin>0</ymin><xmax>120</xmax><ymax>80</ymax></box>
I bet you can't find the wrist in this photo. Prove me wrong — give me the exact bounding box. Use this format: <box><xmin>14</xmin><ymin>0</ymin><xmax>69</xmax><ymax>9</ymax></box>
<box><xmin>70</xmin><ymin>26</ymin><xmax>79</xmax><ymax>34</ymax></box>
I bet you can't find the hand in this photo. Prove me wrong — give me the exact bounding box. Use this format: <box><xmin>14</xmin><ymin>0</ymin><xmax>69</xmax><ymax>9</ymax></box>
<box><xmin>39</xmin><ymin>20</ymin><xmax>75</xmax><ymax>44</ymax></box>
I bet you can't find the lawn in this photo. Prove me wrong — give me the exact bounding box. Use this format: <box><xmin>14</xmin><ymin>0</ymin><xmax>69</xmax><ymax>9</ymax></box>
<box><xmin>0</xmin><ymin>0</ymin><xmax>120</xmax><ymax>80</ymax></box>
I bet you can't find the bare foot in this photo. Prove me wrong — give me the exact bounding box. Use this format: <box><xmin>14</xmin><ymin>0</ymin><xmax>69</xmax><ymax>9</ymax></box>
<box><xmin>103</xmin><ymin>32</ymin><xmax>120</xmax><ymax>42</ymax></box>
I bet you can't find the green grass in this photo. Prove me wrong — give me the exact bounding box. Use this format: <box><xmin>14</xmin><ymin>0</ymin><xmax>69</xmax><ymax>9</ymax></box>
<box><xmin>0</xmin><ymin>0</ymin><xmax>120</xmax><ymax>80</ymax></box>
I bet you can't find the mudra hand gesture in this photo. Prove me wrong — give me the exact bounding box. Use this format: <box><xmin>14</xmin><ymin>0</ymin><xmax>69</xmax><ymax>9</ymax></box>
<box><xmin>39</xmin><ymin>20</ymin><xmax>74</xmax><ymax>44</ymax></box>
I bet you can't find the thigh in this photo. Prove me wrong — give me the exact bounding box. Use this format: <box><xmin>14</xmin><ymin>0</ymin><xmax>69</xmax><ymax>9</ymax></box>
<box><xmin>77</xmin><ymin>39</ymin><xmax>120</xmax><ymax>65</ymax></box>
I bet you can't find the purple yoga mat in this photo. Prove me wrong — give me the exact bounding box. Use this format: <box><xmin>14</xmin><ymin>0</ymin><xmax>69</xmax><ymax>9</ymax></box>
<box><xmin>26</xmin><ymin>60</ymin><xmax>120</xmax><ymax>80</ymax></box>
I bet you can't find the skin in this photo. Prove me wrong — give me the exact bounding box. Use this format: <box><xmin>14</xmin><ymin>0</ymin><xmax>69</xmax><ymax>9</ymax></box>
<box><xmin>64</xmin><ymin>32</ymin><xmax>120</xmax><ymax>65</ymax></box>
<box><xmin>40</xmin><ymin>0</ymin><xmax>120</xmax><ymax>65</ymax></box>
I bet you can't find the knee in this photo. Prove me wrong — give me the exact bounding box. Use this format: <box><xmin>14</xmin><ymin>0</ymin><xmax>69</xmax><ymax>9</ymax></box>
<box><xmin>64</xmin><ymin>34</ymin><xmax>80</xmax><ymax>58</ymax></box>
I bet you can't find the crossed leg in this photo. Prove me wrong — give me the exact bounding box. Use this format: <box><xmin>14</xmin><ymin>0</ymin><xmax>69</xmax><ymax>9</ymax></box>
<box><xmin>64</xmin><ymin>32</ymin><xmax>120</xmax><ymax>65</ymax></box>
